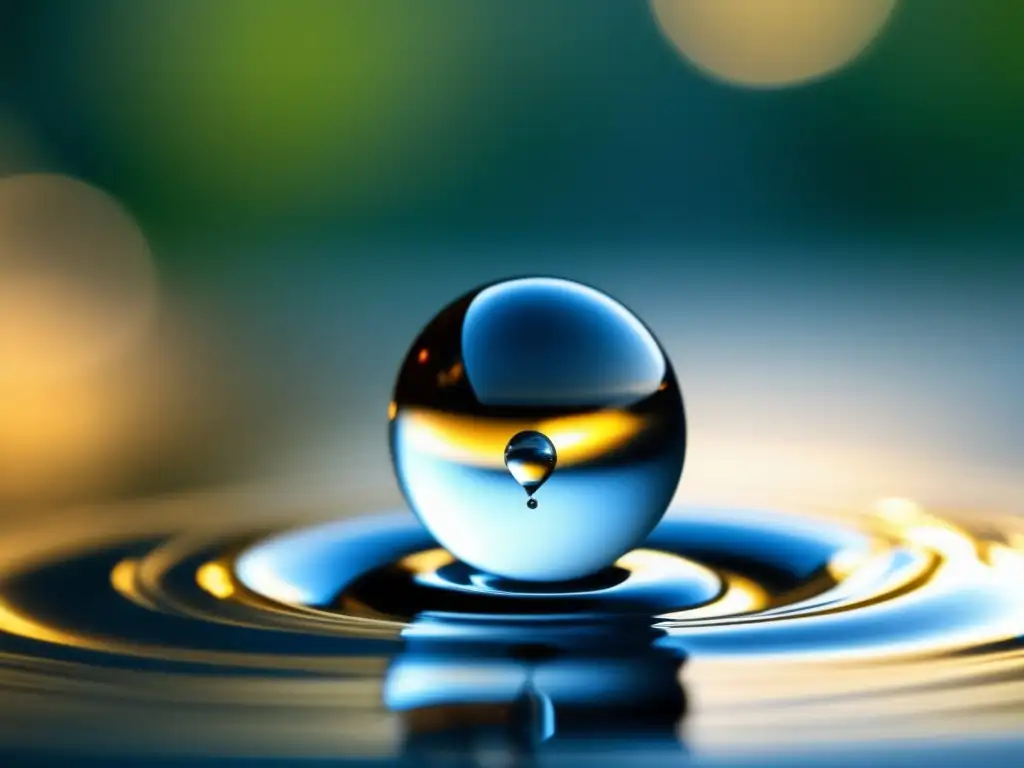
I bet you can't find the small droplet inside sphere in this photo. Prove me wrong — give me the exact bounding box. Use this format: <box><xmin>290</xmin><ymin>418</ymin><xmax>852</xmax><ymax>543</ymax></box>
<box><xmin>389</xmin><ymin>277</ymin><xmax>686</xmax><ymax>582</ymax></box>
<box><xmin>504</xmin><ymin>430</ymin><xmax>557</xmax><ymax>498</ymax></box>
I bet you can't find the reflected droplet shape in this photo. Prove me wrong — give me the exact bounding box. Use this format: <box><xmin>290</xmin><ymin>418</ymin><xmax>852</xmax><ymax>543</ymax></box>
<box><xmin>389</xmin><ymin>277</ymin><xmax>687</xmax><ymax>582</ymax></box>
<box><xmin>505</xmin><ymin>430</ymin><xmax>557</xmax><ymax>506</ymax></box>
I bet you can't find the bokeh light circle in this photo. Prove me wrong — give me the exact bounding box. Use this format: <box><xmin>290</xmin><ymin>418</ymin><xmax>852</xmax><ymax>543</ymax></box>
<box><xmin>0</xmin><ymin>173</ymin><xmax>158</xmax><ymax>384</ymax></box>
<box><xmin>651</xmin><ymin>0</ymin><xmax>898</xmax><ymax>88</ymax></box>
<box><xmin>0</xmin><ymin>174</ymin><xmax>160</xmax><ymax>503</ymax></box>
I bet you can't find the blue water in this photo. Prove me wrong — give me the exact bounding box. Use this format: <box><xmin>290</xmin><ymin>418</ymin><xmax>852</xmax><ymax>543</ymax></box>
<box><xmin>1</xmin><ymin>495</ymin><xmax>1023</xmax><ymax>764</ymax></box>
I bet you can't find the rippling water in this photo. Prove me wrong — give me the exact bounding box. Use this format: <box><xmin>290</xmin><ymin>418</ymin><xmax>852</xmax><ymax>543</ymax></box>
<box><xmin>1</xmin><ymin>490</ymin><xmax>1022</xmax><ymax>765</ymax></box>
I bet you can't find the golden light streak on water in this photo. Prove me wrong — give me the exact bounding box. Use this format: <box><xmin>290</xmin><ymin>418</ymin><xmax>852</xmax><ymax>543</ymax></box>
<box><xmin>0</xmin><ymin>488</ymin><xmax>1021</xmax><ymax>759</ymax></box>
<box><xmin>825</xmin><ymin>547</ymin><xmax>873</xmax><ymax>581</ymax></box>
<box><xmin>197</xmin><ymin>562</ymin><xmax>237</xmax><ymax>599</ymax></box>
<box><xmin>0</xmin><ymin>597</ymin><xmax>79</xmax><ymax>648</ymax></box>
<box><xmin>109</xmin><ymin>558</ymin><xmax>160</xmax><ymax>610</ymax></box>
<box><xmin>399</xmin><ymin>549</ymin><xmax>455</xmax><ymax>574</ymax></box>
<box><xmin>664</xmin><ymin>570</ymin><xmax>768</xmax><ymax>620</ymax></box>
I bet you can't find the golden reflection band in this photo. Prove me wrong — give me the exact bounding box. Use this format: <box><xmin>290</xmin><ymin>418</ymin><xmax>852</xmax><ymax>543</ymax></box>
<box><xmin>396</xmin><ymin>408</ymin><xmax>648</xmax><ymax>469</ymax></box>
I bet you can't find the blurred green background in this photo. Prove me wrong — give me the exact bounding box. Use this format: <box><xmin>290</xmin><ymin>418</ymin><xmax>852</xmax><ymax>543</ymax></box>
<box><xmin>0</xmin><ymin>0</ymin><xmax>1020</xmax><ymax>516</ymax></box>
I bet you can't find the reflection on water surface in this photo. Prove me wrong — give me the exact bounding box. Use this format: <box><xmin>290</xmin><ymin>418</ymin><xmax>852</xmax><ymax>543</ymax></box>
<box><xmin>0</xmin><ymin>491</ymin><xmax>1021</xmax><ymax>765</ymax></box>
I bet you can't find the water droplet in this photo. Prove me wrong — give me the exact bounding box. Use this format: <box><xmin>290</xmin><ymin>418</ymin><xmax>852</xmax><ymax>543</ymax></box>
<box><xmin>505</xmin><ymin>430</ymin><xmax>557</xmax><ymax>506</ymax></box>
<box><xmin>389</xmin><ymin>277</ymin><xmax>686</xmax><ymax>582</ymax></box>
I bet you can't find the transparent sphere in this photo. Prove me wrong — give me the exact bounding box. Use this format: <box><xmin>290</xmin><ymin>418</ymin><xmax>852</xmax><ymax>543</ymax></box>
<box><xmin>389</xmin><ymin>277</ymin><xmax>686</xmax><ymax>582</ymax></box>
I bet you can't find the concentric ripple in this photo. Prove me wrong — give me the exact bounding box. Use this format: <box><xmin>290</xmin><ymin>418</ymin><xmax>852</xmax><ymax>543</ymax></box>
<box><xmin>0</xmin><ymin>492</ymin><xmax>1022</xmax><ymax>763</ymax></box>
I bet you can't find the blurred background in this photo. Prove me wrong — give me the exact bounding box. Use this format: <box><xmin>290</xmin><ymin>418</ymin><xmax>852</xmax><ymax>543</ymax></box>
<box><xmin>0</xmin><ymin>0</ymin><xmax>1020</xmax><ymax>518</ymax></box>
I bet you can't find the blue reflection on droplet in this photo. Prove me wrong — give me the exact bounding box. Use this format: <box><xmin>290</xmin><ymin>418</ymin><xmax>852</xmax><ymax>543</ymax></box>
<box><xmin>390</xmin><ymin>277</ymin><xmax>686</xmax><ymax>582</ymax></box>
